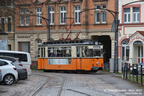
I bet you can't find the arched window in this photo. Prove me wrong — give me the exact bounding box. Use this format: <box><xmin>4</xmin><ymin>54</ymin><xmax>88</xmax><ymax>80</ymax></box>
<box><xmin>122</xmin><ymin>39</ymin><xmax>129</xmax><ymax>61</ymax></box>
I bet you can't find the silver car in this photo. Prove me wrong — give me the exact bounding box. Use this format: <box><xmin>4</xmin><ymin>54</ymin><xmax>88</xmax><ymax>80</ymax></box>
<box><xmin>0</xmin><ymin>56</ymin><xmax>27</xmax><ymax>81</ymax></box>
<box><xmin>138</xmin><ymin>64</ymin><xmax>144</xmax><ymax>74</ymax></box>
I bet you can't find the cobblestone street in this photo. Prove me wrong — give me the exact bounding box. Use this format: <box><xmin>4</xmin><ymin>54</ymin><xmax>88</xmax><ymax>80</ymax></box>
<box><xmin>0</xmin><ymin>70</ymin><xmax>143</xmax><ymax>96</ymax></box>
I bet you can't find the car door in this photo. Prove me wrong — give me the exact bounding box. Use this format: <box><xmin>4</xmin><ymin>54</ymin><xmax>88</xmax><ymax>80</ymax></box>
<box><xmin>0</xmin><ymin>69</ymin><xmax>2</xmax><ymax>81</ymax></box>
<box><xmin>0</xmin><ymin>60</ymin><xmax>9</xmax><ymax>79</ymax></box>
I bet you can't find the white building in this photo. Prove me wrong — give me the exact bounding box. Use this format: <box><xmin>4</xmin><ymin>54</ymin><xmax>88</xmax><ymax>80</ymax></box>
<box><xmin>119</xmin><ymin>0</ymin><xmax>144</xmax><ymax>65</ymax></box>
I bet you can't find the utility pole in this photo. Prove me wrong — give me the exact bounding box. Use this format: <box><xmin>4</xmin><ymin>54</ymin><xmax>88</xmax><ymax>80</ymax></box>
<box><xmin>114</xmin><ymin>0</ymin><xmax>119</xmax><ymax>73</ymax></box>
<box><xmin>47</xmin><ymin>5</ymin><xmax>50</xmax><ymax>41</ymax></box>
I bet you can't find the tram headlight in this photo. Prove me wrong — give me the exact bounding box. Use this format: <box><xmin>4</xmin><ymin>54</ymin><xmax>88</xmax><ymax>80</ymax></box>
<box><xmin>97</xmin><ymin>62</ymin><xmax>99</xmax><ymax>65</ymax></box>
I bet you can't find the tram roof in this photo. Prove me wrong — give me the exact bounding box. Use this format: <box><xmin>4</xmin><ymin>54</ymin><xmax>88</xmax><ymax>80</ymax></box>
<box><xmin>38</xmin><ymin>39</ymin><xmax>101</xmax><ymax>47</ymax></box>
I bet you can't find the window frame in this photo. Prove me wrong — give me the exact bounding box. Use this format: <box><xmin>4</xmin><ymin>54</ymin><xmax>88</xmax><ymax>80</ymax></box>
<box><xmin>25</xmin><ymin>15</ymin><xmax>29</xmax><ymax>26</ymax></box>
<box><xmin>124</xmin><ymin>8</ymin><xmax>130</xmax><ymax>23</ymax></box>
<box><xmin>95</xmin><ymin>12</ymin><xmax>100</xmax><ymax>23</ymax></box>
<box><xmin>60</xmin><ymin>6</ymin><xmax>66</xmax><ymax>24</ymax></box>
<box><xmin>102</xmin><ymin>11</ymin><xmax>106</xmax><ymax>23</ymax></box>
<box><xmin>50</xmin><ymin>7</ymin><xmax>54</xmax><ymax>25</ymax></box>
<box><xmin>20</xmin><ymin>16</ymin><xmax>24</xmax><ymax>26</ymax></box>
<box><xmin>36</xmin><ymin>8</ymin><xmax>42</xmax><ymax>25</ymax></box>
<box><xmin>133</xmin><ymin>7</ymin><xmax>139</xmax><ymax>23</ymax></box>
<box><xmin>121</xmin><ymin>39</ymin><xmax>129</xmax><ymax>61</ymax></box>
<box><xmin>74</xmin><ymin>6</ymin><xmax>81</xmax><ymax>24</ymax></box>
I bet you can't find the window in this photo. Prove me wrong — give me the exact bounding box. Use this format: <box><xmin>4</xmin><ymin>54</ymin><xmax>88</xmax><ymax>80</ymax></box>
<box><xmin>48</xmin><ymin>47</ymin><xmax>71</xmax><ymax>57</ymax></box>
<box><xmin>0</xmin><ymin>52</ymin><xmax>28</xmax><ymax>62</ymax></box>
<box><xmin>124</xmin><ymin>8</ymin><xmax>130</xmax><ymax>23</ymax></box>
<box><xmin>8</xmin><ymin>45</ymin><xmax>11</xmax><ymax>50</ymax></box>
<box><xmin>18</xmin><ymin>42</ymin><xmax>30</xmax><ymax>53</ymax></box>
<box><xmin>36</xmin><ymin>8</ymin><xmax>42</xmax><ymax>25</ymax></box>
<box><xmin>60</xmin><ymin>6</ymin><xmax>66</xmax><ymax>24</ymax></box>
<box><xmin>96</xmin><ymin>12</ymin><xmax>100</xmax><ymax>23</ymax></box>
<box><xmin>74</xmin><ymin>6</ymin><xmax>81</xmax><ymax>24</ymax></box>
<box><xmin>96</xmin><ymin>5</ymin><xmax>100</xmax><ymax>10</ymax></box>
<box><xmin>102</xmin><ymin>5</ymin><xmax>106</xmax><ymax>9</ymax></box>
<box><xmin>0</xmin><ymin>17</ymin><xmax>5</xmax><ymax>31</ymax></box>
<box><xmin>133</xmin><ymin>7</ymin><xmax>139</xmax><ymax>23</ymax></box>
<box><xmin>102</xmin><ymin>11</ymin><xmax>106</xmax><ymax>23</ymax></box>
<box><xmin>0</xmin><ymin>61</ymin><xmax>8</xmax><ymax>66</ymax></box>
<box><xmin>36</xmin><ymin>39</ymin><xmax>42</xmax><ymax>57</ymax></box>
<box><xmin>50</xmin><ymin>7</ymin><xmax>54</xmax><ymax>25</ymax></box>
<box><xmin>25</xmin><ymin>9</ymin><xmax>29</xmax><ymax>14</ymax></box>
<box><xmin>20</xmin><ymin>9</ymin><xmax>24</xmax><ymax>14</ymax></box>
<box><xmin>95</xmin><ymin>5</ymin><xmax>106</xmax><ymax>23</ymax></box>
<box><xmin>121</xmin><ymin>39</ymin><xmax>129</xmax><ymax>61</ymax></box>
<box><xmin>0</xmin><ymin>0</ymin><xmax>11</xmax><ymax>6</ymax></box>
<box><xmin>20</xmin><ymin>16</ymin><xmax>24</xmax><ymax>26</ymax></box>
<box><xmin>8</xmin><ymin>17</ymin><xmax>11</xmax><ymax>32</ymax></box>
<box><xmin>19</xmin><ymin>8</ymin><xmax>29</xmax><ymax>26</ymax></box>
<box><xmin>25</xmin><ymin>15</ymin><xmax>29</xmax><ymax>26</ymax></box>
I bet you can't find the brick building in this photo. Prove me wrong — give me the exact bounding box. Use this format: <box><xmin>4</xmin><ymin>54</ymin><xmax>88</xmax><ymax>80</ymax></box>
<box><xmin>15</xmin><ymin>0</ymin><xmax>115</xmax><ymax>64</ymax></box>
<box><xmin>0</xmin><ymin>0</ymin><xmax>15</xmax><ymax>50</ymax></box>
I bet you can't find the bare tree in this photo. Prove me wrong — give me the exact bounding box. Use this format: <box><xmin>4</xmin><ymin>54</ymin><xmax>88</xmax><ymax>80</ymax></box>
<box><xmin>0</xmin><ymin>0</ymin><xmax>33</xmax><ymax>30</ymax></box>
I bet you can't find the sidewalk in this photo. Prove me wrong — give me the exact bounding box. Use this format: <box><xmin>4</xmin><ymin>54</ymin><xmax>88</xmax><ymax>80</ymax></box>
<box><xmin>96</xmin><ymin>71</ymin><xmax>144</xmax><ymax>96</ymax></box>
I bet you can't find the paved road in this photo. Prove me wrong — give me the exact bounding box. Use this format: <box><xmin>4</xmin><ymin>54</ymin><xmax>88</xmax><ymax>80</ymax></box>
<box><xmin>0</xmin><ymin>70</ymin><xmax>143</xmax><ymax>96</ymax></box>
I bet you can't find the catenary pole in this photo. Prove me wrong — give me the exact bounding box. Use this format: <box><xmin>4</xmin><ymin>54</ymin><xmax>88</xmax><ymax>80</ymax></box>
<box><xmin>47</xmin><ymin>5</ymin><xmax>50</xmax><ymax>41</ymax></box>
<box><xmin>114</xmin><ymin>0</ymin><xmax>119</xmax><ymax>73</ymax></box>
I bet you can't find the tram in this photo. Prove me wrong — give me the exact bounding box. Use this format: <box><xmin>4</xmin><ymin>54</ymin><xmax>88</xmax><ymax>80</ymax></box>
<box><xmin>37</xmin><ymin>39</ymin><xmax>104</xmax><ymax>72</ymax></box>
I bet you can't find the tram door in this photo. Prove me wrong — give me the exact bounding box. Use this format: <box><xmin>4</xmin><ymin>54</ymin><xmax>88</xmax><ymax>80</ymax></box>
<box><xmin>138</xmin><ymin>46</ymin><xmax>143</xmax><ymax>63</ymax></box>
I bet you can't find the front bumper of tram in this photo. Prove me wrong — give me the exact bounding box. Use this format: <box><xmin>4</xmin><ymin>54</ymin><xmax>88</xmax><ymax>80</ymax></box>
<box><xmin>91</xmin><ymin>67</ymin><xmax>103</xmax><ymax>72</ymax></box>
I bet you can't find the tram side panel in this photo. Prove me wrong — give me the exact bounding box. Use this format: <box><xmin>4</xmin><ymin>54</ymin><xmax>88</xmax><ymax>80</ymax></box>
<box><xmin>38</xmin><ymin>59</ymin><xmax>44</xmax><ymax>69</ymax></box>
<box><xmin>76</xmin><ymin>59</ymin><xmax>81</xmax><ymax>70</ymax></box>
<box><xmin>43</xmin><ymin>59</ymin><xmax>77</xmax><ymax>70</ymax></box>
<box><xmin>81</xmin><ymin>58</ymin><xmax>104</xmax><ymax>71</ymax></box>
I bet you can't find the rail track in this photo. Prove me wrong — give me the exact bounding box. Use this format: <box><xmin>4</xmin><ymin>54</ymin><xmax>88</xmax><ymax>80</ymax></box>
<box><xmin>29</xmin><ymin>73</ymin><xmax>65</xmax><ymax>96</ymax></box>
<box><xmin>29</xmin><ymin>72</ymin><xmax>92</xmax><ymax>96</ymax></box>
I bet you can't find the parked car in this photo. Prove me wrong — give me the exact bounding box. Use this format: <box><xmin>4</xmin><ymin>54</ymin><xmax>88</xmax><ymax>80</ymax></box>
<box><xmin>138</xmin><ymin>64</ymin><xmax>144</xmax><ymax>74</ymax></box>
<box><xmin>130</xmin><ymin>64</ymin><xmax>144</xmax><ymax>75</ymax></box>
<box><xmin>0</xmin><ymin>56</ymin><xmax>27</xmax><ymax>81</ymax></box>
<box><xmin>0</xmin><ymin>50</ymin><xmax>32</xmax><ymax>75</ymax></box>
<box><xmin>0</xmin><ymin>69</ymin><xmax>1</xmax><ymax>81</ymax></box>
<box><xmin>130</xmin><ymin>66</ymin><xmax>137</xmax><ymax>74</ymax></box>
<box><xmin>0</xmin><ymin>59</ymin><xmax>18</xmax><ymax>85</ymax></box>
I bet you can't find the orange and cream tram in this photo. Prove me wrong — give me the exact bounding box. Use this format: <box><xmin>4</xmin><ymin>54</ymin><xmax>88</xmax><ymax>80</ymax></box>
<box><xmin>38</xmin><ymin>39</ymin><xmax>104</xmax><ymax>72</ymax></box>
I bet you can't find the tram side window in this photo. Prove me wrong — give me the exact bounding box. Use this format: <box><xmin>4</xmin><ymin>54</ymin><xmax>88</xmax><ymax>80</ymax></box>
<box><xmin>48</xmin><ymin>47</ymin><xmax>55</xmax><ymax>57</ymax></box>
<box><xmin>44</xmin><ymin>48</ymin><xmax>45</xmax><ymax>57</ymax></box>
<box><xmin>48</xmin><ymin>47</ymin><xmax>71</xmax><ymax>57</ymax></box>
<box><xmin>66</xmin><ymin>47</ymin><xmax>71</xmax><ymax>57</ymax></box>
<box><xmin>77</xmin><ymin>47</ymin><xmax>80</xmax><ymax>57</ymax></box>
<box><xmin>41</xmin><ymin>48</ymin><xmax>43</xmax><ymax>57</ymax></box>
<box><xmin>37</xmin><ymin>48</ymin><xmax>40</xmax><ymax>57</ymax></box>
<box><xmin>82</xmin><ymin>46</ymin><xmax>93</xmax><ymax>57</ymax></box>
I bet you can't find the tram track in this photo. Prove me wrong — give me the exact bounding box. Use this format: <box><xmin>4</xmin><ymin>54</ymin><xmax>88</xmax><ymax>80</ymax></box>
<box><xmin>29</xmin><ymin>73</ymin><xmax>93</xmax><ymax>96</ymax></box>
<box><xmin>29</xmin><ymin>73</ymin><xmax>66</xmax><ymax>96</ymax></box>
<box><xmin>31</xmin><ymin>72</ymin><xmax>120</xmax><ymax>96</ymax></box>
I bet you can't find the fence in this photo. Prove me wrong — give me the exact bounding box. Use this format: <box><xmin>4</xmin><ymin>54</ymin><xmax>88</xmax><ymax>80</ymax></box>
<box><xmin>123</xmin><ymin>63</ymin><xmax>143</xmax><ymax>86</ymax></box>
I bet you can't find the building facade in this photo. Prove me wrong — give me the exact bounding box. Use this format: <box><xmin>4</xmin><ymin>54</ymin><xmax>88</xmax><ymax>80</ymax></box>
<box><xmin>0</xmin><ymin>0</ymin><xmax>15</xmax><ymax>51</ymax></box>
<box><xmin>15</xmin><ymin>0</ymin><xmax>115</xmax><ymax>64</ymax></box>
<box><xmin>119</xmin><ymin>0</ymin><xmax>144</xmax><ymax>65</ymax></box>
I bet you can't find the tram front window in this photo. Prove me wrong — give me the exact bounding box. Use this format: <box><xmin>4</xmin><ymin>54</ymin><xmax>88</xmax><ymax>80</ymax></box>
<box><xmin>94</xmin><ymin>49</ymin><xmax>101</xmax><ymax>56</ymax></box>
